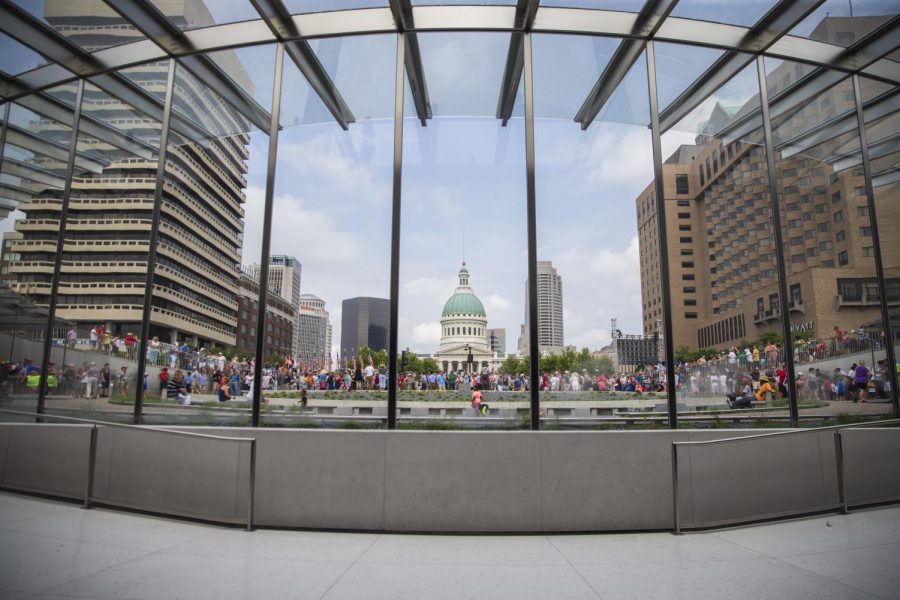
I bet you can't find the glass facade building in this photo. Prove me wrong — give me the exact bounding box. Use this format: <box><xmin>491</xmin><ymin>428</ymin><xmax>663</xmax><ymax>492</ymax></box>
<box><xmin>0</xmin><ymin>0</ymin><xmax>897</xmax><ymax>431</ymax></box>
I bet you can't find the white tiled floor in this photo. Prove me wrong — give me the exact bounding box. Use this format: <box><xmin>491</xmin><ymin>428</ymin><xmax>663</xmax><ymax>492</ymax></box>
<box><xmin>0</xmin><ymin>492</ymin><xmax>898</xmax><ymax>599</ymax></box>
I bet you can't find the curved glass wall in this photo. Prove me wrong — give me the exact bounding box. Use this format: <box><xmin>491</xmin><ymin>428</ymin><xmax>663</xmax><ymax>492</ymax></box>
<box><xmin>0</xmin><ymin>1</ymin><xmax>897</xmax><ymax>430</ymax></box>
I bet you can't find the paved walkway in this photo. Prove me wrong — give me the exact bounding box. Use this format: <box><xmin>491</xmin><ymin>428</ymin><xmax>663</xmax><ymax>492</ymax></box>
<box><xmin>1</xmin><ymin>491</ymin><xmax>898</xmax><ymax>599</ymax></box>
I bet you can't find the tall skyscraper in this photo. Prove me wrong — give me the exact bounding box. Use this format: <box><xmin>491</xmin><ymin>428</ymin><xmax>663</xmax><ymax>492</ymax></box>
<box><xmin>341</xmin><ymin>297</ymin><xmax>389</xmax><ymax>355</ymax></box>
<box><xmin>520</xmin><ymin>261</ymin><xmax>564</xmax><ymax>355</ymax></box>
<box><xmin>2</xmin><ymin>1</ymin><xmax>251</xmax><ymax>348</ymax></box>
<box><xmin>485</xmin><ymin>328</ymin><xmax>506</xmax><ymax>356</ymax></box>
<box><xmin>296</xmin><ymin>293</ymin><xmax>332</xmax><ymax>364</ymax></box>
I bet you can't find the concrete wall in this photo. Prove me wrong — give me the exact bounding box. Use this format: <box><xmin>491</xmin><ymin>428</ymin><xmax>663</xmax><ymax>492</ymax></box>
<box><xmin>0</xmin><ymin>424</ymin><xmax>897</xmax><ymax>532</ymax></box>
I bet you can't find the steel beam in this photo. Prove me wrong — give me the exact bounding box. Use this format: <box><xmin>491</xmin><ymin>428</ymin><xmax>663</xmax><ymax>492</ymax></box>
<box><xmin>250</xmin><ymin>0</ymin><xmax>355</xmax><ymax>130</ymax></box>
<box><xmin>251</xmin><ymin>43</ymin><xmax>285</xmax><ymax>427</ymax></box>
<box><xmin>658</xmin><ymin>0</ymin><xmax>824</xmax><ymax>132</ymax></box>
<box><xmin>15</xmin><ymin>91</ymin><xmax>156</xmax><ymax>160</ymax></box>
<box><xmin>4</xmin><ymin>124</ymin><xmax>107</xmax><ymax>173</ymax></box>
<box><xmin>390</xmin><ymin>0</ymin><xmax>432</xmax><ymax>127</ymax></box>
<box><xmin>853</xmin><ymin>74</ymin><xmax>900</xmax><ymax>418</ymax></box>
<box><xmin>646</xmin><ymin>40</ymin><xmax>679</xmax><ymax>428</ymax></box>
<box><xmin>1</xmin><ymin>158</ymin><xmax>66</xmax><ymax>189</ymax></box>
<box><xmin>104</xmin><ymin>0</ymin><xmax>272</xmax><ymax>132</ymax></box>
<box><xmin>36</xmin><ymin>78</ymin><xmax>85</xmax><ymax>416</ymax></box>
<box><xmin>496</xmin><ymin>0</ymin><xmax>538</xmax><ymax>126</ymax></box>
<box><xmin>718</xmin><ymin>18</ymin><xmax>900</xmax><ymax>142</ymax></box>
<box><xmin>756</xmin><ymin>55</ymin><xmax>799</xmax><ymax>428</ymax></box>
<box><xmin>777</xmin><ymin>87</ymin><xmax>900</xmax><ymax>158</ymax></box>
<box><xmin>133</xmin><ymin>59</ymin><xmax>177</xmax><ymax>424</ymax></box>
<box><xmin>575</xmin><ymin>0</ymin><xmax>678</xmax><ymax>130</ymax></box>
<box><xmin>0</xmin><ymin>3</ymin><xmax>102</xmax><ymax>77</ymax></box>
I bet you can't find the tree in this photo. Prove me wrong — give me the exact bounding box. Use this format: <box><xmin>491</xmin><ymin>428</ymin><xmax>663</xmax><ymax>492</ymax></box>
<box><xmin>498</xmin><ymin>355</ymin><xmax>524</xmax><ymax>375</ymax></box>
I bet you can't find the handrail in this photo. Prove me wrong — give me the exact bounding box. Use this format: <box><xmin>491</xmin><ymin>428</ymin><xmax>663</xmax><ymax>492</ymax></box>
<box><xmin>671</xmin><ymin>418</ymin><xmax>900</xmax><ymax>534</ymax></box>
<box><xmin>672</xmin><ymin>418</ymin><xmax>900</xmax><ymax>447</ymax></box>
<box><xmin>0</xmin><ymin>409</ymin><xmax>256</xmax><ymax>530</ymax></box>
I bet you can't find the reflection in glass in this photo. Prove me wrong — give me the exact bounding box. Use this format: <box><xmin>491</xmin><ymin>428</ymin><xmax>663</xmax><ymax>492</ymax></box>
<box><xmin>0</xmin><ymin>87</ymin><xmax>75</xmax><ymax>415</ymax></box>
<box><xmin>765</xmin><ymin>60</ymin><xmax>894</xmax><ymax>425</ymax></box>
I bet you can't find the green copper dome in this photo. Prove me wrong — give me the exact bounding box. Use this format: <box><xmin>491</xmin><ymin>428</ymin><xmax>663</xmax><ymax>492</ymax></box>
<box><xmin>442</xmin><ymin>293</ymin><xmax>486</xmax><ymax>317</ymax></box>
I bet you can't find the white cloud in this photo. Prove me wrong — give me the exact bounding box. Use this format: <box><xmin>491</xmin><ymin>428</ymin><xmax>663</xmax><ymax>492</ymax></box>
<box><xmin>242</xmin><ymin>186</ymin><xmax>365</xmax><ymax>267</ymax></box>
<box><xmin>569</xmin><ymin>328</ymin><xmax>612</xmax><ymax>351</ymax></box>
<box><xmin>412</xmin><ymin>321</ymin><xmax>442</xmax><ymax>348</ymax></box>
<box><xmin>483</xmin><ymin>293</ymin><xmax>512</xmax><ymax>314</ymax></box>
<box><xmin>584</xmin><ymin>127</ymin><xmax>655</xmax><ymax>189</ymax></box>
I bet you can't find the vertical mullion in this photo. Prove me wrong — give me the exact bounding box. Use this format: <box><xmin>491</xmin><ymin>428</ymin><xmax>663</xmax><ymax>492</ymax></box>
<box><xmin>37</xmin><ymin>78</ymin><xmax>85</xmax><ymax>417</ymax></box>
<box><xmin>852</xmin><ymin>74</ymin><xmax>899</xmax><ymax>417</ymax></box>
<box><xmin>134</xmin><ymin>58</ymin><xmax>177</xmax><ymax>424</ymax></box>
<box><xmin>646</xmin><ymin>41</ymin><xmax>678</xmax><ymax>429</ymax></box>
<box><xmin>756</xmin><ymin>56</ymin><xmax>799</xmax><ymax>428</ymax></box>
<box><xmin>523</xmin><ymin>32</ymin><xmax>540</xmax><ymax>431</ymax></box>
<box><xmin>252</xmin><ymin>42</ymin><xmax>286</xmax><ymax>428</ymax></box>
<box><xmin>0</xmin><ymin>102</ymin><xmax>10</xmax><ymax>174</ymax></box>
<box><xmin>387</xmin><ymin>33</ymin><xmax>406</xmax><ymax>430</ymax></box>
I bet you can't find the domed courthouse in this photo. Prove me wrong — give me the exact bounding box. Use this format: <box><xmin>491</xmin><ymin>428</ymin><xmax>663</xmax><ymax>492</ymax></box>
<box><xmin>436</xmin><ymin>264</ymin><xmax>501</xmax><ymax>373</ymax></box>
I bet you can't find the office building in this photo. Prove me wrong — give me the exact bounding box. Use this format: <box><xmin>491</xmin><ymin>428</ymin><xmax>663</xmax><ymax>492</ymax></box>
<box><xmin>520</xmin><ymin>261</ymin><xmax>564</xmax><ymax>355</ymax></box>
<box><xmin>234</xmin><ymin>268</ymin><xmax>294</xmax><ymax>359</ymax></box>
<box><xmin>247</xmin><ymin>255</ymin><xmax>301</xmax><ymax>310</ymax></box>
<box><xmin>341</xmin><ymin>297</ymin><xmax>389</xmax><ymax>355</ymax></box>
<box><xmin>296</xmin><ymin>293</ymin><xmax>332</xmax><ymax>365</ymax></box>
<box><xmin>485</xmin><ymin>327</ymin><xmax>506</xmax><ymax>356</ymax></box>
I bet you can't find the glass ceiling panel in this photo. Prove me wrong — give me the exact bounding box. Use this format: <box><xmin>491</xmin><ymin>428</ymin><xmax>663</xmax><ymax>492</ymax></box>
<box><xmin>654</xmin><ymin>41</ymin><xmax>726</xmax><ymax>113</ymax></box>
<box><xmin>206</xmin><ymin>44</ymin><xmax>277</xmax><ymax>114</ymax></box>
<box><xmin>148</xmin><ymin>0</ymin><xmax>260</xmax><ymax>31</ymax></box>
<box><xmin>788</xmin><ymin>0</ymin><xmax>898</xmax><ymax>47</ymax></box>
<box><xmin>417</xmin><ymin>32</ymin><xmax>510</xmax><ymax>117</ymax></box>
<box><xmin>306</xmin><ymin>34</ymin><xmax>396</xmax><ymax>120</ymax></box>
<box><xmin>532</xmin><ymin>34</ymin><xmax>618</xmax><ymax>119</ymax></box>
<box><xmin>670</xmin><ymin>0</ymin><xmax>777</xmax><ymax>28</ymax></box>
<box><xmin>0</xmin><ymin>31</ymin><xmax>53</xmax><ymax>75</ymax></box>
<box><xmin>539</xmin><ymin>1</ymin><xmax>643</xmax><ymax>9</ymax></box>
<box><xmin>11</xmin><ymin>0</ymin><xmax>149</xmax><ymax>53</ymax></box>
<box><xmin>596</xmin><ymin>47</ymin><xmax>650</xmax><ymax>126</ymax></box>
<box><xmin>413</xmin><ymin>0</ymin><xmax>516</xmax><ymax>4</ymax></box>
<box><xmin>79</xmin><ymin>80</ymin><xmax>162</xmax><ymax>150</ymax></box>
<box><xmin>282</xmin><ymin>0</ymin><xmax>388</xmax><ymax>14</ymax></box>
<box><xmin>665</xmin><ymin>58</ymin><xmax>762</xmax><ymax>142</ymax></box>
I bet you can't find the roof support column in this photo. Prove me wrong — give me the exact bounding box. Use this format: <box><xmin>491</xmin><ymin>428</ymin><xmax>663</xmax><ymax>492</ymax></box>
<box><xmin>756</xmin><ymin>55</ymin><xmax>799</xmax><ymax>427</ymax></box>
<box><xmin>36</xmin><ymin>78</ymin><xmax>85</xmax><ymax>418</ymax></box>
<box><xmin>388</xmin><ymin>33</ymin><xmax>407</xmax><ymax>430</ymax></box>
<box><xmin>133</xmin><ymin>58</ymin><xmax>177</xmax><ymax>424</ymax></box>
<box><xmin>523</xmin><ymin>32</ymin><xmax>540</xmax><ymax>431</ymax></box>
<box><xmin>646</xmin><ymin>41</ymin><xmax>679</xmax><ymax>429</ymax></box>
<box><xmin>852</xmin><ymin>74</ymin><xmax>900</xmax><ymax>418</ymax></box>
<box><xmin>251</xmin><ymin>42</ymin><xmax>286</xmax><ymax>428</ymax></box>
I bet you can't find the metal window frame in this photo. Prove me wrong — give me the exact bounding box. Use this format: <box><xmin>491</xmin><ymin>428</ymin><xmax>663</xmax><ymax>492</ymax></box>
<box><xmin>496</xmin><ymin>0</ymin><xmax>538</xmax><ymax>126</ymax></box>
<box><xmin>36</xmin><ymin>78</ymin><xmax>85</xmax><ymax>416</ymax></box>
<box><xmin>103</xmin><ymin>0</ymin><xmax>273</xmax><ymax>132</ymax></box>
<box><xmin>575</xmin><ymin>0</ymin><xmax>678</xmax><ymax>130</ymax></box>
<box><xmin>646</xmin><ymin>40</ymin><xmax>679</xmax><ymax>428</ymax></box>
<box><xmin>390</xmin><ymin>0</ymin><xmax>432</xmax><ymax>127</ymax></box>
<box><xmin>852</xmin><ymin>74</ymin><xmax>900</xmax><ymax>418</ymax></box>
<box><xmin>250</xmin><ymin>0</ymin><xmax>355</xmax><ymax>130</ymax></box>
<box><xmin>251</xmin><ymin>42</ymin><xmax>285</xmax><ymax>428</ymax></box>
<box><xmin>657</xmin><ymin>0</ymin><xmax>824</xmax><ymax>133</ymax></box>
<box><xmin>132</xmin><ymin>58</ymin><xmax>177</xmax><ymax>424</ymax></box>
<box><xmin>755</xmin><ymin>55</ymin><xmax>799</xmax><ymax>427</ymax></box>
